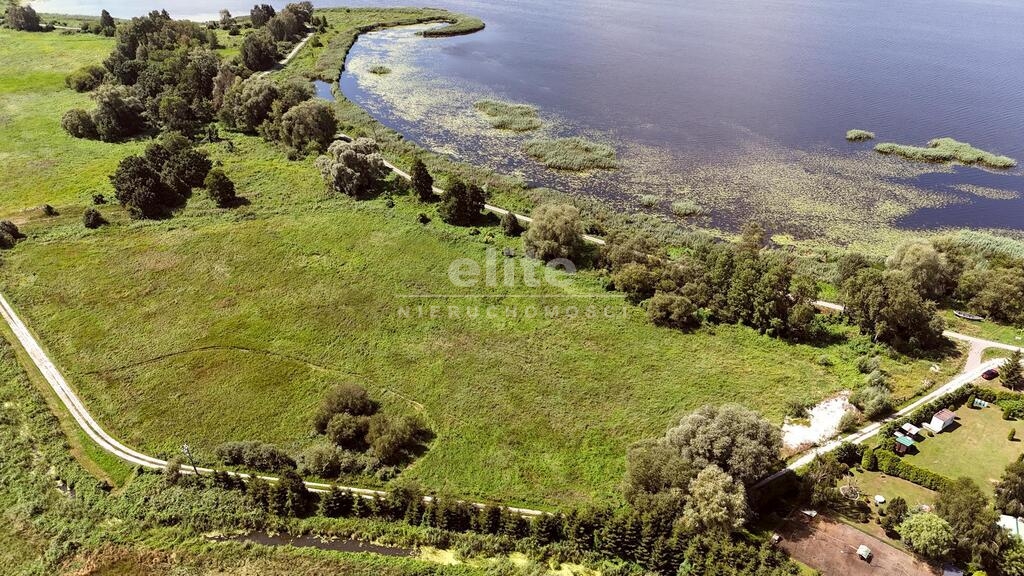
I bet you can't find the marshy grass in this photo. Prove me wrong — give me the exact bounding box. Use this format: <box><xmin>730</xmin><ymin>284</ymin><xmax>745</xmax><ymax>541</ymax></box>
<box><xmin>419</xmin><ymin>14</ymin><xmax>485</xmax><ymax>37</ymax></box>
<box><xmin>875</xmin><ymin>137</ymin><xmax>1017</xmax><ymax>169</ymax></box>
<box><xmin>369</xmin><ymin>64</ymin><xmax>392</xmax><ymax>75</ymax></box>
<box><xmin>846</xmin><ymin>129</ymin><xmax>875</xmax><ymax>142</ymax></box>
<box><xmin>523</xmin><ymin>137</ymin><xmax>618</xmax><ymax>171</ymax></box>
<box><xmin>639</xmin><ymin>194</ymin><xmax>659</xmax><ymax>208</ymax></box>
<box><xmin>671</xmin><ymin>200</ymin><xmax>707</xmax><ymax>217</ymax></box>
<box><xmin>473</xmin><ymin>99</ymin><xmax>542</xmax><ymax>132</ymax></box>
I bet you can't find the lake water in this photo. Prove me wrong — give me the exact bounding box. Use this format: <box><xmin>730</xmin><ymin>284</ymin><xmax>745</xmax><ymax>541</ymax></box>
<box><xmin>36</xmin><ymin>0</ymin><xmax>1024</xmax><ymax>240</ymax></box>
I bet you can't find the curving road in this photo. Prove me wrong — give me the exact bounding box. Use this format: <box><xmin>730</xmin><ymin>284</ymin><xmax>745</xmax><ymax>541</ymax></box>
<box><xmin>0</xmin><ymin>292</ymin><xmax>544</xmax><ymax>516</ymax></box>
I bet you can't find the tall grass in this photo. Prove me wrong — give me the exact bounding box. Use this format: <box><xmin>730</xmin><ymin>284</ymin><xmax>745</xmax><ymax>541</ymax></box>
<box><xmin>473</xmin><ymin>99</ymin><xmax>542</xmax><ymax>132</ymax></box>
<box><xmin>948</xmin><ymin>230</ymin><xmax>1024</xmax><ymax>260</ymax></box>
<box><xmin>522</xmin><ymin>137</ymin><xmax>618</xmax><ymax>171</ymax></box>
<box><xmin>875</xmin><ymin>137</ymin><xmax>1017</xmax><ymax>169</ymax></box>
<box><xmin>845</xmin><ymin>129</ymin><xmax>875</xmax><ymax>142</ymax></box>
<box><xmin>671</xmin><ymin>200</ymin><xmax>707</xmax><ymax>217</ymax></box>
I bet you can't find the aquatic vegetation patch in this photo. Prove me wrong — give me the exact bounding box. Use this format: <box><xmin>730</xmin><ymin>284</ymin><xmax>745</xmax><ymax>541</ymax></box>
<box><xmin>523</xmin><ymin>137</ymin><xmax>618</xmax><ymax>171</ymax></box>
<box><xmin>473</xmin><ymin>99</ymin><xmax>542</xmax><ymax>132</ymax></box>
<box><xmin>369</xmin><ymin>65</ymin><xmax>392</xmax><ymax>75</ymax></box>
<box><xmin>875</xmin><ymin>137</ymin><xmax>1017</xmax><ymax>169</ymax></box>
<box><xmin>672</xmin><ymin>199</ymin><xmax>707</xmax><ymax>217</ymax></box>
<box><xmin>639</xmin><ymin>194</ymin><xmax>659</xmax><ymax>208</ymax></box>
<box><xmin>846</xmin><ymin>129</ymin><xmax>875</xmax><ymax>142</ymax></box>
<box><xmin>419</xmin><ymin>14</ymin><xmax>485</xmax><ymax>37</ymax></box>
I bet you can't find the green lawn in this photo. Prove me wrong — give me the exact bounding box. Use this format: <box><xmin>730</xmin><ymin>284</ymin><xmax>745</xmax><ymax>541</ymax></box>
<box><xmin>0</xmin><ymin>12</ymin><xmax>971</xmax><ymax>510</ymax></box>
<box><xmin>847</xmin><ymin>469</ymin><xmax>935</xmax><ymax>509</ymax></box>
<box><xmin>943</xmin><ymin>311</ymin><xmax>1024</xmax><ymax>347</ymax></box>
<box><xmin>904</xmin><ymin>405</ymin><xmax>1024</xmax><ymax>493</ymax></box>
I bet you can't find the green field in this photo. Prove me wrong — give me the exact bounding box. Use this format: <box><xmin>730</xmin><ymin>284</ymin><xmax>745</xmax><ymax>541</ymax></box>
<box><xmin>847</xmin><ymin>469</ymin><xmax>935</xmax><ymax>509</ymax></box>
<box><xmin>0</xmin><ymin>16</ymin><xmax>974</xmax><ymax>510</ymax></box>
<box><xmin>903</xmin><ymin>405</ymin><xmax>1023</xmax><ymax>494</ymax></box>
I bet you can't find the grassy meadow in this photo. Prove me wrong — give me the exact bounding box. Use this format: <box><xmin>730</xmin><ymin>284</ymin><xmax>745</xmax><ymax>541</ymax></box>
<box><xmin>0</xmin><ymin>15</ymin><xmax>973</xmax><ymax>510</ymax></box>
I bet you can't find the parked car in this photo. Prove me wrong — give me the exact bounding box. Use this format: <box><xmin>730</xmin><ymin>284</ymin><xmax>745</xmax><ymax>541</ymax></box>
<box><xmin>983</xmin><ymin>369</ymin><xmax>1000</xmax><ymax>381</ymax></box>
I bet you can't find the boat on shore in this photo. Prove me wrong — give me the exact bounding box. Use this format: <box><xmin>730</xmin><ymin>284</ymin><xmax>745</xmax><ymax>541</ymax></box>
<box><xmin>954</xmin><ymin>310</ymin><xmax>985</xmax><ymax>321</ymax></box>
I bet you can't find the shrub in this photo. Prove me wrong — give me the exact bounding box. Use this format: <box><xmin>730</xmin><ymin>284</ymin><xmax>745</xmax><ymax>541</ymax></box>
<box><xmin>638</xmin><ymin>195</ymin><xmax>658</xmax><ymax>208</ymax></box>
<box><xmin>315</xmin><ymin>138</ymin><xmax>388</xmax><ymax>199</ymax></box>
<box><xmin>215</xmin><ymin>440</ymin><xmax>296</xmax><ymax>472</ymax></box>
<box><xmin>646</xmin><ymin>292</ymin><xmax>699</xmax><ymax>330</ymax></box>
<box><xmin>417</xmin><ymin>213</ymin><xmax>430</xmax><ymax>224</ymax></box>
<box><xmin>0</xmin><ymin>231</ymin><xmax>15</xmax><ymax>250</ymax></box>
<box><xmin>204</xmin><ymin>168</ymin><xmax>236</xmax><ymax>207</ymax></box>
<box><xmin>410</xmin><ymin>158</ymin><xmax>434</xmax><ymax>202</ymax></box>
<box><xmin>297</xmin><ymin>443</ymin><xmax>347</xmax><ymax>478</ymax></box>
<box><xmin>856</xmin><ymin>355</ymin><xmax>880</xmax><ymax>374</ymax></box>
<box><xmin>41</xmin><ymin>204</ymin><xmax>58</xmax><ymax>217</ymax></box>
<box><xmin>279</xmin><ymin>100</ymin><xmax>337</xmax><ymax>154</ymax></box>
<box><xmin>861</xmin><ymin>447</ymin><xmax>877</xmax><ymax>471</ymax></box>
<box><xmin>1011</xmin><ymin>428</ymin><xmax>1017</xmax><ymax>441</ymax></box>
<box><xmin>366</xmin><ymin>414</ymin><xmax>431</xmax><ymax>464</ymax></box>
<box><xmin>850</xmin><ymin>385</ymin><xmax>893</xmax><ymax>419</ymax></box>
<box><xmin>500</xmin><ymin>211</ymin><xmax>524</xmax><ymax>237</ymax></box>
<box><xmin>369</xmin><ymin>65</ymin><xmax>392</xmax><ymax>75</ymax></box>
<box><xmin>524</xmin><ymin>203</ymin><xmax>584</xmax><ymax>262</ymax></box>
<box><xmin>439</xmin><ymin>180</ymin><xmax>486</xmax><ymax>225</ymax></box>
<box><xmin>845</xmin><ymin>129</ymin><xmax>875</xmax><ymax>142</ymax></box>
<box><xmin>109</xmin><ymin>155</ymin><xmax>168</xmax><ymax>219</ymax></box>
<box><xmin>5</xmin><ymin>4</ymin><xmax>41</xmax><ymax>31</ymax></box>
<box><xmin>91</xmin><ymin>85</ymin><xmax>147</xmax><ymax>141</ymax></box>
<box><xmin>82</xmin><ymin>208</ymin><xmax>106</xmax><ymax>229</ymax></box>
<box><xmin>92</xmin><ymin>193</ymin><xmax>106</xmax><ymax>205</ymax></box>
<box><xmin>241</xmin><ymin>30</ymin><xmax>278</xmax><ymax>72</ymax></box>
<box><xmin>219</xmin><ymin>77</ymin><xmax>280</xmax><ymax>133</ymax></box>
<box><xmin>313</xmin><ymin>383</ymin><xmax>379</xmax><ymax>434</ymax></box>
<box><xmin>0</xmin><ymin>221</ymin><xmax>21</xmax><ymax>240</ymax></box>
<box><xmin>326</xmin><ymin>413</ymin><xmax>370</xmax><ymax>450</ymax></box>
<box><xmin>839</xmin><ymin>410</ymin><xmax>863</xmax><ymax>434</ymax></box>
<box><xmin>65</xmin><ymin>64</ymin><xmax>105</xmax><ymax>92</ymax></box>
<box><xmin>61</xmin><ymin>109</ymin><xmax>98</xmax><ymax>139</ymax></box>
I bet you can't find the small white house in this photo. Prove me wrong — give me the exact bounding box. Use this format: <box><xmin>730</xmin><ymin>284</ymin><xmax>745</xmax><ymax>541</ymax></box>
<box><xmin>924</xmin><ymin>409</ymin><xmax>956</xmax><ymax>433</ymax></box>
<box><xmin>901</xmin><ymin>422</ymin><xmax>921</xmax><ymax>436</ymax></box>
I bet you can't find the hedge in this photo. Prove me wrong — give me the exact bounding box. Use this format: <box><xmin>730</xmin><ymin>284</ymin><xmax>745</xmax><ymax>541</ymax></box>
<box><xmin>874</xmin><ymin>449</ymin><xmax>950</xmax><ymax>491</ymax></box>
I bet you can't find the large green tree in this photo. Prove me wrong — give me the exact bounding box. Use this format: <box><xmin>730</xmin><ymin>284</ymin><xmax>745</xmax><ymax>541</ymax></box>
<box><xmin>1003</xmin><ymin>350</ymin><xmax>1024</xmax><ymax>392</ymax></box>
<box><xmin>898</xmin><ymin>513</ymin><xmax>954</xmax><ymax>560</ymax></box>
<box><xmin>524</xmin><ymin>203</ymin><xmax>584</xmax><ymax>263</ymax></box>
<box><xmin>682</xmin><ymin>465</ymin><xmax>747</xmax><ymax>533</ymax></box>
<box><xmin>665</xmin><ymin>404</ymin><xmax>782</xmax><ymax>489</ymax></box>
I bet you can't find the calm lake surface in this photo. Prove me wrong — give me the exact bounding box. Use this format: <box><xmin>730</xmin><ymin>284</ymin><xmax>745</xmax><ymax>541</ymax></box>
<box><xmin>37</xmin><ymin>0</ymin><xmax>1024</xmax><ymax>238</ymax></box>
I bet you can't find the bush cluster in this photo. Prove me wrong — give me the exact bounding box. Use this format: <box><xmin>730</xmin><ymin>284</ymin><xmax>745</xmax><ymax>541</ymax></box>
<box><xmin>602</xmin><ymin>223</ymin><xmax>820</xmax><ymax>339</ymax></box>
<box><xmin>214</xmin><ymin>440</ymin><xmax>297</xmax><ymax>472</ymax></box>
<box><xmin>109</xmin><ymin>132</ymin><xmax>211</xmax><ymax>218</ymax></box>
<box><xmin>311</xmin><ymin>384</ymin><xmax>431</xmax><ymax>472</ymax></box>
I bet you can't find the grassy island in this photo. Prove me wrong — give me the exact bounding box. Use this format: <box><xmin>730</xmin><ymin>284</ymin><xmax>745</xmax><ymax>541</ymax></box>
<box><xmin>419</xmin><ymin>14</ymin><xmax>485</xmax><ymax>37</ymax></box>
<box><xmin>875</xmin><ymin>137</ymin><xmax>1017</xmax><ymax>169</ymax></box>
<box><xmin>474</xmin><ymin>99</ymin><xmax>542</xmax><ymax>132</ymax></box>
<box><xmin>523</xmin><ymin>137</ymin><xmax>618</xmax><ymax>171</ymax></box>
<box><xmin>369</xmin><ymin>64</ymin><xmax>392</xmax><ymax>75</ymax></box>
<box><xmin>845</xmin><ymin>129</ymin><xmax>875</xmax><ymax>142</ymax></box>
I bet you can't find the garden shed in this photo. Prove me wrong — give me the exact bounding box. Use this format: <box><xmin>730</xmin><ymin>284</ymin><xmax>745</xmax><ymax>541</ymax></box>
<box><xmin>924</xmin><ymin>409</ymin><xmax>956</xmax><ymax>433</ymax></box>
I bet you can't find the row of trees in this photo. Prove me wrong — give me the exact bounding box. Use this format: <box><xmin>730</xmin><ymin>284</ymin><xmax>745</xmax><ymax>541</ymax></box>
<box><xmin>600</xmin><ymin>224</ymin><xmax>820</xmax><ymax>339</ymax></box>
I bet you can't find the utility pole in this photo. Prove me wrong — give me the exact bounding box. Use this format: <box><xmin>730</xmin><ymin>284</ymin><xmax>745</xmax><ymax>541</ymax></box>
<box><xmin>180</xmin><ymin>443</ymin><xmax>200</xmax><ymax>476</ymax></box>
